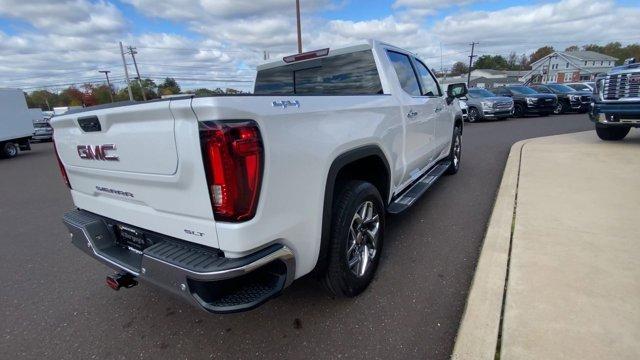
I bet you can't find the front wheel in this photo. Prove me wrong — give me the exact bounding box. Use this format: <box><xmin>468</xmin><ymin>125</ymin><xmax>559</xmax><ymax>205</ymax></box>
<box><xmin>514</xmin><ymin>103</ymin><xmax>525</xmax><ymax>118</ymax></box>
<box><xmin>553</xmin><ymin>102</ymin><xmax>565</xmax><ymax>115</ymax></box>
<box><xmin>323</xmin><ymin>181</ymin><xmax>385</xmax><ymax>297</ymax></box>
<box><xmin>446</xmin><ymin>126</ymin><xmax>462</xmax><ymax>175</ymax></box>
<box><xmin>595</xmin><ymin>124</ymin><xmax>630</xmax><ymax>141</ymax></box>
<box><xmin>2</xmin><ymin>142</ymin><xmax>18</xmax><ymax>158</ymax></box>
<box><xmin>468</xmin><ymin>107</ymin><xmax>480</xmax><ymax>123</ymax></box>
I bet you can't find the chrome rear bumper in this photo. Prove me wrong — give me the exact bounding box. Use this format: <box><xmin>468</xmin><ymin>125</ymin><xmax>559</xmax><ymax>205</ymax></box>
<box><xmin>63</xmin><ymin>209</ymin><xmax>295</xmax><ymax>313</ymax></box>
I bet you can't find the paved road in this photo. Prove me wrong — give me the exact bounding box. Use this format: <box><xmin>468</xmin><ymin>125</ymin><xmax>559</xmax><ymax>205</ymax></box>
<box><xmin>0</xmin><ymin>114</ymin><xmax>593</xmax><ymax>360</ymax></box>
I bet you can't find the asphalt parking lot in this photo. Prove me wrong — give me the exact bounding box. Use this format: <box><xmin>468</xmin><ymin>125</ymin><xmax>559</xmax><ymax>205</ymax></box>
<box><xmin>1</xmin><ymin>114</ymin><xmax>593</xmax><ymax>360</ymax></box>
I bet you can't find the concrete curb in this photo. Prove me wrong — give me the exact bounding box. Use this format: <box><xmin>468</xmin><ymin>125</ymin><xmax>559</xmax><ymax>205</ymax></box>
<box><xmin>451</xmin><ymin>139</ymin><xmax>528</xmax><ymax>360</ymax></box>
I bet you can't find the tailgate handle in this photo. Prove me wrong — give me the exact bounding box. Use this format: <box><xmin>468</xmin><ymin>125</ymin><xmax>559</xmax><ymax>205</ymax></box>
<box><xmin>78</xmin><ymin>116</ymin><xmax>102</xmax><ymax>132</ymax></box>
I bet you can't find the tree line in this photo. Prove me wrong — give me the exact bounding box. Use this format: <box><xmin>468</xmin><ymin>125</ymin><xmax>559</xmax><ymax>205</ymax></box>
<box><xmin>447</xmin><ymin>42</ymin><xmax>640</xmax><ymax>76</ymax></box>
<box><xmin>25</xmin><ymin>77</ymin><xmax>246</xmax><ymax>110</ymax></box>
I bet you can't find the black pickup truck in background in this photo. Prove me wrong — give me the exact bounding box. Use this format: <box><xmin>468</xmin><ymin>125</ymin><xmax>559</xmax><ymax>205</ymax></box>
<box><xmin>590</xmin><ymin>58</ymin><xmax>640</xmax><ymax>141</ymax></box>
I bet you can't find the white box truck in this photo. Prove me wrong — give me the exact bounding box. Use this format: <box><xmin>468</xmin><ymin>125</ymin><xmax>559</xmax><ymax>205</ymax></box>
<box><xmin>0</xmin><ymin>88</ymin><xmax>33</xmax><ymax>158</ymax></box>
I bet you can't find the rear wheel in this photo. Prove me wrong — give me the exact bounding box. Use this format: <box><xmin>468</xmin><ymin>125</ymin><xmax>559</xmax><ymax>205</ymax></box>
<box><xmin>595</xmin><ymin>124</ymin><xmax>630</xmax><ymax>141</ymax></box>
<box><xmin>2</xmin><ymin>142</ymin><xmax>18</xmax><ymax>158</ymax></box>
<box><xmin>323</xmin><ymin>181</ymin><xmax>385</xmax><ymax>297</ymax></box>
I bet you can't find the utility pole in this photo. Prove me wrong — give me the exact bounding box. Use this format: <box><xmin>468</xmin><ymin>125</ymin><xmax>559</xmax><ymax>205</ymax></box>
<box><xmin>467</xmin><ymin>42</ymin><xmax>478</xmax><ymax>87</ymax></box>
<box><xmin>263</xmin><ymin>50</ymin><xmax>269</xmax><ymax>60</ymax></box>
<box><xmin>98</xmin><ymin>70</ymin><xmax>114</xmax><ymax>102</ymax></box>
<box><xmin>119</xmin><ymin>41</ymin><xmax>134</xmax><ymax>101</ymax></box>
<box><xmin>295</xmin><ymin>0</ymin><xmax>302</xmax><ymax>53</ymax></box>
<box><xmin>127</xmin><ymin>46</ymin><xmax>147</xmax><ymax>101</ymax></box>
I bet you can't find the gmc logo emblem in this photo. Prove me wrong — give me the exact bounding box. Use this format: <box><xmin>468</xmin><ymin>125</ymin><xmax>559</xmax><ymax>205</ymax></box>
<box><xmin>77</xmin><ymin>144</ymin><xmax>119</xmax><ymax>161</ymax></box>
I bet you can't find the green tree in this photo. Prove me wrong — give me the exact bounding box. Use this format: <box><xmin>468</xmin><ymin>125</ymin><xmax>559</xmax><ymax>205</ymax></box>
<box><xmin>92</xmin><ymin>84</ymin><xmax>114</xmax><ymax>104</ymax></box>
<box><xmin>565</xmin><ymin>45</ymin><xmax>579</xmax><ymax>52</ymax></box>
<box><xmin>474</xmin><ymin>55</ymin><xmax>509</xmax><ymax>70</ymax></box>
<box><xmin>26</xmin><ymin>90</ymin><xmax>57</xmax><ymax>110</ymax></box>
<box><xmin>190</xmin><ymin>88</ymin><xmax>224</xmax><ymax>96</ymax></box>
<box><xmin>225</xmin><ymin>88</ymin><xmax>244</xmax><ymax>94</ymax></box>
<box><xmin>158</xmin><ymin>77</ymin><xmax>181</xmax><ymax>95</ymax></box>
<box><xmin>450</xmin><ymin>61</ymin><xmax>469</xmax><ymax>76</ymax></box>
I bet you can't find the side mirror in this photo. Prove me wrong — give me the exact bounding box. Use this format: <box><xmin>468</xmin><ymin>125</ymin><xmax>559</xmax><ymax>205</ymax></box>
<box><xmin>447</xmin><ymin>83</ymin><xmax>468</xmax><ymax>104</ymax></box>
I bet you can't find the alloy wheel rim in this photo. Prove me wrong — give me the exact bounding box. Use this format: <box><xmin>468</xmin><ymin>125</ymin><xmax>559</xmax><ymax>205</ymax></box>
<box><xmin>555</xmin><ymin>103</ymin><xmax>562</xmax><ymax>114</ymax></box>
<box><xmin>515</xmin><ymin>105</ymin><xmax>523</xmax><ymax>117</ymax></box>
<box><xmin>469</xmin><ymin>109</ymin><xmax>478</xmax><ymax>122</ymax></box>
<box><xmin>7</xmin><ymin>145</ymin><xmax>17</xmax><ymax>156</ymax></box>
<box><xmin>346</xmin><ymin>201</ymin><xmax>380</xmax><ymax>277</ymax></box>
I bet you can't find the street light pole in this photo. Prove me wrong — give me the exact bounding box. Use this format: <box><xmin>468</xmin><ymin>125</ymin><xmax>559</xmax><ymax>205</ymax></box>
<box><xmin>295</xmin><ymin>0</ymin><xmax>302</xmax><ymax>53</ymax></box>
<box><xmin>98</xmin><ymin>70</ymin><xmax>114</xmax><ymax>102</ymax></box>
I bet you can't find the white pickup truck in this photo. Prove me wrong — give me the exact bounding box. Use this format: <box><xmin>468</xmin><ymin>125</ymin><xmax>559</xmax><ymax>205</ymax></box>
<box><xmin>52</xmin><ymin>40</ymin><xmax>467</xmax><ymax>313</ymax></box>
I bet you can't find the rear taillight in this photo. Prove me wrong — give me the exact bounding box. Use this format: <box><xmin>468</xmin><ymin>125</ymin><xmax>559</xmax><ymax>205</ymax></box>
<box><xmin>200</xmin><ymin>121</ymin><xmax>263</xmax><ymax>222</ymax></box>
<box><xmin>52</xmin><ymin>137</ymin><xmax>71</xmax><ymax>189</ymax></box>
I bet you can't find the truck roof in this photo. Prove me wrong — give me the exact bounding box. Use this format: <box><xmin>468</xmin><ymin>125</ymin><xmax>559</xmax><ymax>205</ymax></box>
<box><xmin>256</xmin><ymin>39</ymin><xmax>410</xmax><ymax>71</ymax></box>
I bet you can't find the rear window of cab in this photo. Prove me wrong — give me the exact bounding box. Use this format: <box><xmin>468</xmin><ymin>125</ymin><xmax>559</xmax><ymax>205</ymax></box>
<box><xmin>254</xmin><ymin>50</ymin><xmax>383</xmax><ymax>95</ymax></box>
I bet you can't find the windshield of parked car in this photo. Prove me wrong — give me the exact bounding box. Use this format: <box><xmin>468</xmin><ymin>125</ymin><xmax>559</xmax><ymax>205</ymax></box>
<box><xmin>468</xmin><ymin>88</ymin><xmax>496</xmax><ymax>98</ymax></box>
<box><xmin>547</xmin><ymin>84</ymin><xmax>576</xmax><ymax>93</ymax></box>
<box><xmin>567</xmin><ymin>83</ymin><xmax>591</xmax><ymax>91</ymax></box>
<box><xmin>508</xmin><ymin>86</ymin><xmax>538</xmax><ymax>95</ymax></box>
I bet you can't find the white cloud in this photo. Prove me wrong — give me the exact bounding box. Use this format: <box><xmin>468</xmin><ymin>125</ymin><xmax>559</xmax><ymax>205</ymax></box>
<box><xmin>0</xmin><ymin>0</ymin><xmax>125</xmax><ymax>36</ymax></box>
<box><xmin>0</xmin><ymin>0</ymin><xmax>638</xmax><ymax>93</ymax></box>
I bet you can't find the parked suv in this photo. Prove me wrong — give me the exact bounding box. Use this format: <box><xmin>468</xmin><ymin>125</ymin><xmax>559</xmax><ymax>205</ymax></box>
<box><xmin>51</xmin><ymin>40</ymin><xmax>468</xmax><ymax>313</ymax></box>
<box><xmin>566</xmin><ymin>82</ymin><xmax>595</xmax><ymax>92</ymax></box>
<box><xmin>463</xmin><ymin>87</ymin><xmax>513</xmax><ymax>122</ymax></box>
<box><xmin>493</xmin><ymin>85</ymin><xmax>557</xmax><ymax>117</ymax></box>
<box><xmin>530</xmin><ymin>83</ymin><xmax>591</xmax><ymax>114</ymax></box>
<box><xmin>590</xmin><ymin>58</ymin><xmax>640</xmax><ymax>140</ymax></box>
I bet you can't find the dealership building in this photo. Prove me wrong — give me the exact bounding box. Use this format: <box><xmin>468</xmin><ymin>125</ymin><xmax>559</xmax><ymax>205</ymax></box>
<box><xmin>522</xmin><ymin>50</ymin><xmax>618</xmax><ymax>83</ymax></box>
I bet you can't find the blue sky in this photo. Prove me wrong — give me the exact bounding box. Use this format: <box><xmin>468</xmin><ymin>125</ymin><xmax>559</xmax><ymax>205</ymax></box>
<box><xmin>0</xmin><ymin>0</ymin><xmax>638</xmax><ymax>91</ymax></box>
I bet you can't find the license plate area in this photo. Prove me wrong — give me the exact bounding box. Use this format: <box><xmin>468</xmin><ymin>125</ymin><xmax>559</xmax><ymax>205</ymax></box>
<box><xmin>115</xmin><ymin>224</ymin><xmax>151</xmax><ymax>253</ymax></box>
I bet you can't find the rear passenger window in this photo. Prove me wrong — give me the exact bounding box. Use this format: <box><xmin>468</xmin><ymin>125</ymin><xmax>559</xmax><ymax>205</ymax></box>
<box><xmin>387</xmin><ymin>51</ymin><xmax>421</xmax><ymax>96</ymax></box>
<box><xmin>414</xmin><ymin>60</ymin><xmax>441</xmax><ymax>96</ymax></box>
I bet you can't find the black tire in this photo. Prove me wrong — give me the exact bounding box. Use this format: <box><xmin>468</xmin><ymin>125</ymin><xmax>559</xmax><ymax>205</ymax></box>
<box><xmin>468</xmin><ymin>107</ymin><xmax>480</xmax><ymax>123</ymax></box>
<box><xmin>2</xmin><ymin>142</ymin><xmax>18</xmax><ymax>158</ymax></box>
<box><xmin>323</xmin><ymin>180</ymin><xmax>385</xmax><ymax>298</ymax></box>
<box><xmin>595</xmin><ymin>124</ymin><xmax>630</xmax><ymax>141</ymax></box>
<box><xmin>514</xmin><ymin>103</ymin><xmax>525</xmax><ymax>118</ymax></box>
<box><xmin>553</xmin><ymin>101</ymin><xmax>565</xmax><ymax>115</ymax></box>
<box><xmin>446</xmin><ymin>126</ymin><xmax>462</xmax><ymax>175</ymax></box>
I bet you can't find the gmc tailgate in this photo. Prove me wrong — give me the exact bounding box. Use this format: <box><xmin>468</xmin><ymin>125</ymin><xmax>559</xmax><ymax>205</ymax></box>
<box><xmin>51</xmin><ymin>98</ymin><xmax>219</xmax><ymax>248</ymax></box>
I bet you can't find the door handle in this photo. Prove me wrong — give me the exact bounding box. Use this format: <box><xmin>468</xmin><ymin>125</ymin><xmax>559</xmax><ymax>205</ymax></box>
<box><xmin>407</xmin><ymin>110</ymin><xmax>418</xmax><ymax>118</ymax></box>
<box><xmin>435</xmin><ymin>106</ymin><xmax>443</xmax><ymax>113</ymax></box>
